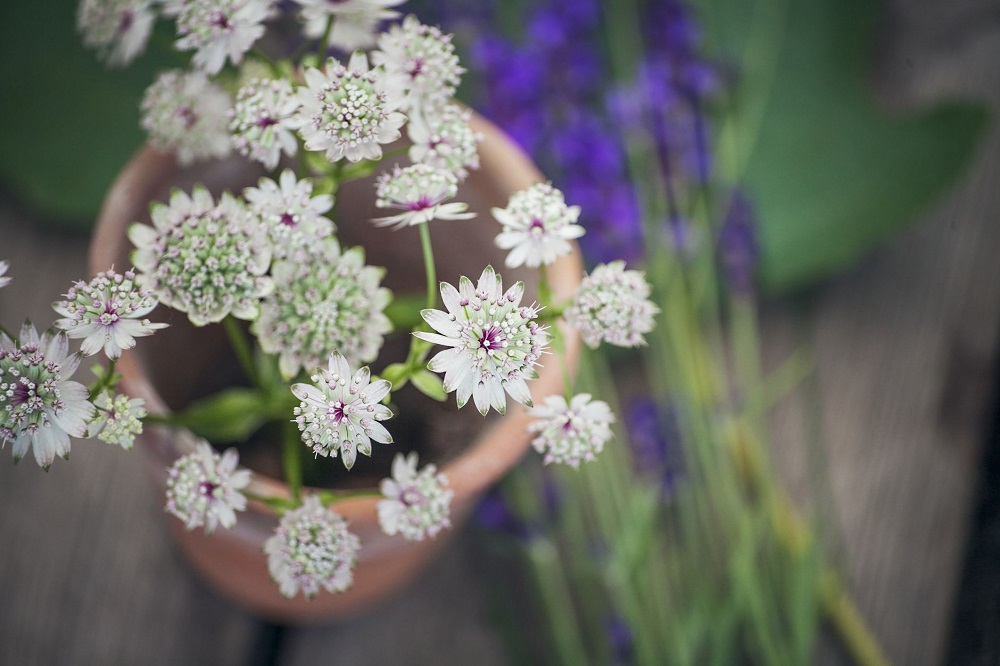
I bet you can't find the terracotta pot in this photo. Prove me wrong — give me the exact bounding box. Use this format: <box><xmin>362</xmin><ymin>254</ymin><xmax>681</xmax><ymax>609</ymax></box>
<box><xmin>89</xmin><ymin>113</ymin><xmax>583</xmax><ymax>624</ymax></box>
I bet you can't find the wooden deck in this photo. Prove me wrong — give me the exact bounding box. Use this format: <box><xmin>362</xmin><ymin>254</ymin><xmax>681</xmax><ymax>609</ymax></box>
<box><xmin>1</xmin><ymin>1</ymin><xmax>999</xmax><ymax>663</ymax></box>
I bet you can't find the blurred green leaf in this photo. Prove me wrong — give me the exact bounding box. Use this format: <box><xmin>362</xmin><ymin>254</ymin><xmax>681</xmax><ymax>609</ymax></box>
<box><xmin>410</xmin><ymin>369</ymin><xmax>446</xmax><ymax>401</ymax></box>
<box><xmin>169</xmin><ymin>388</ymin><xmax>271</xmax><ymax>443</ymax></box>
<box><xmin>0</xmin><ymin>0</ymin><xmax>176</xmax><ymax>226</ymax></box>
<box><xmin>696</xmin><ymin>0</ymin><xmax>989</xmax><ymax>292</ymax></box>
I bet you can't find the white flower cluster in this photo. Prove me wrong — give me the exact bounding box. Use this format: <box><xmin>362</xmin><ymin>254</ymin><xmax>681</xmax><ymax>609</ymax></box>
<box><xmin>565</xmin><ymin>261</ymin><xmax>659</xmax><ymax>349</ymax></box>
<box><xmin>88</xmin><ymin>390</ymin><xmax>147</xmax><ymax>450</ymax></box>
<box><xmin>175</xmin><ymin>0</ymin><xmax>275</xmax><ymax>75</ymax></box>
<box><xmin>373</xmin><ymin>14</ymin><xmax>464</xmax><ymax>117</ymax></box>
<box><xmin>297</xmin><ymin>52</ymin><xmax>407</xmax><ymax>163</ymax></box>
<box><xmin>243</xmin><ymin>169</ymin><xmax>335</xmax><ymax>259</ymax></box>
<box><xmin>377</xmin><ymin>452</ymin><xmax>453</xmax><ymax>541</ymax></box>
<box><xmin>77</xmin><ymin>0</ymin><xmax>155</xmax><ymax>67</ymax></box>
<box><xmin>493</xmin><ymin>183</ymin><xmax>585</xmax><ymax>269</ymax></box>
<box><xmin>407</xmin><ymin>103</ymin><xmax>480</xmax><ymax>180</ymax></box>
<box><xmin>53</xmin><ymin>268</ymin><xmax>167</xmax><ymax>360</ymax></box>
<box><xmin>0</xmin><ymin>324</ymin><xmax>95</xmax><ymax>469</ymax></box>
<box><xmin>416</xmin><ymin>266</ymin><xmax>548</xmax><ymax>415</ymax></box>
<box><xmin>265</xmin><ymin>495</ymin><xmax>361</xmax><ymax>599</ymax></box>
<box><xmin>129</xmin><ymin>186</ymin><xmax>273</xmax><ymax>327</ymax></box>
<box><xmin>165</xmin><ymin>441</ymin><xmax>252</xmax><ymax>533</ymax></box>
<box><xmin>291</xmin><ymin>353</ymin><xmax>393</xmax><ymax>469</ymax></box>
<box><xmin>230</xmin><ymin>79</ymin><xmax>301</xmax><ymax>170</ymax></box>
<box><xmin>295</xmin><ymin>0</ymin><xmax>404</xmax><ymax>52</ymax></box>
<box><xmin>529</xmin><ymin>393</ymin><xmax>614</xmax><ymax>468</ymax></box>
<box><xmin>141</xmin><ymin>69</ymin><xmax>232</xmax><ymax>166</ymax></box>
<box><xmin>254</xmin><ymin>238</ymin><xmax>390</xmax><ymax>378</ymax></box>
<box><xmin>374</xmin><ymin>163</ymin><xmax>473</xmax><ymax>228</ymax></box>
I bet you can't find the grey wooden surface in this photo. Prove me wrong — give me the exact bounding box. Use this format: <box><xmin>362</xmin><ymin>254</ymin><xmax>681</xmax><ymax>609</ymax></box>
<box><xmin>2</xmin><ymin>1</ymin><xmax>999</xmax><ymax>665</ymax></box>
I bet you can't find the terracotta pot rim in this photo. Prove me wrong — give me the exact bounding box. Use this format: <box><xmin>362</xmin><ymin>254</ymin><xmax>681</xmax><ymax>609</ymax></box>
<box><xmin>90</xmin><ymin>111</ymin><xmax>584</xmax><ymax>524</ymax></box>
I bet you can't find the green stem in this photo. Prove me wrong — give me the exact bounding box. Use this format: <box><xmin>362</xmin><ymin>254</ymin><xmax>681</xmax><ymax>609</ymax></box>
<box><xmin>539</xmin><ymin>266</ymin><xmax>572</xmax><ymax>397</ymax></box>
<box><xmin>282</xmin><ymin>419</ymin><xmax>303</xmax><ymax>502</ymax></box>
<box><xmin>223</xmin><ymin>316</ymin><xmax>259</xmax><ymax>389</ymax></box>
<box><xmin>317</xmin><ymin>17</ymin><xmax>335</xmax><ymax>61</ymax></box>
<box><xmin>820</xmin><ymin>571</ymin><xmax>889</xmax><ymax>666</ymax></box>
<box><xmin>418</xmin><ymin>223</ymin><xmax>437</xmax><ymax>310</ymax></box>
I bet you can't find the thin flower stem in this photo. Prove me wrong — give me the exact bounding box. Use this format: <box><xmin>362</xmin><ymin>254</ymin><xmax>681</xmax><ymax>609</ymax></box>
<box><xmin>250</xmin><ymin>47</ymin><xmax>281</xmax><ymax>77</ymax></box>
<box><xmin>222</xmin><ymin>316</ymin><xmax>260</xmax><ymax>388</ymax></box>
<box><xmin>317</xmin><ymin>488</ymin><xmax>381</xmax><ymax>504</ymax></box>
<box><xmin>88</xmin><ymin>358</ymin><xmax>117</xmax><ymax>400</ymax></box>
<box><xmin>418</xmin><ymin>223</ymin><xmax>437</xmax><ymax>310</ymax></box>
<box><xmin>539</xmin><ymin>266</ymin><xmax>573</xmax><ymax>397</ymax></box>
<box><xmin>282</xmin><ymin>419</ymin><xmax>303</xmax><ymax>502</ymax></box>
<box><xmin>317</xmin><ymin>17</ymin><xmax>335</xmax><ymax>62</ymax></box>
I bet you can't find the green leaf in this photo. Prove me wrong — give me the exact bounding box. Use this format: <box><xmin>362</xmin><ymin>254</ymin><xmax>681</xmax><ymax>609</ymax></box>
<box><xmin>169</xmin><ymin>388</ymin><xmax>272</xmax><ymax>444</ymax></box>
<box><xmin>695</xmin><ymin>0</ymin><xmax>989</xmax><ymax>292</ymax></box>
<box><xmin>380</xmin><ymin>362</ymin><xmax>410</xmax><ymax>387</ymax></box>
<box><xmin>384</xmin><ymin>293</ymin><xmax>426</xmax><ymax>331</ymax></box>
<box><xmin>410</xmin><ymin>369</ymin><xmax>447</xmax><ymax>401</ymax></box>
<box><xmin>0</xmin><ymin>0</ymin><xmax>179</xmax><ymax>226</ymax></box>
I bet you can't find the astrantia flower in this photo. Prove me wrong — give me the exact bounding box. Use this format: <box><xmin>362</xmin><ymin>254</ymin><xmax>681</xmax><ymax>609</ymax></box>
<box><xmin>295</xmin><ymin>52</ymin><xmax>406</xmax><ymax>163</ymax></box>
<box><xmin>493</xmin><ymin>183</ymin><xmax>584</xmax><ymax>269</ymax></box>
<box><xmin>407</xmin><ymin>103</ymin><xmax>480</xmax><ymax>180</ymax></box>
<box><xmin>291</xmin><ymin>352</ymin><xmax>393</xmax><ymax>469</ymax></box>
<box><xmin>165</xmin><ymin>441</ymin><xmax>251</xmax><ymax>533</ymax></box>
<box><xmin>243</xmin><ymin>169</ymin><xmax>335</xmax><ymax>259</ymax></box>
<box><xmin>295</xmin><ymin>0</ymin><xmax>403</xmax><ymax>51</ymax></box>
<box><xmin>87</xmin><ymin>390</ymin><xmax>147</xmax><ymax>450</ymax></box>
<box><xmin>254</xmin><ymin>238</ymin><xmax>390</xmax><ymax>378</ymax></box>
<box><xmin>565</xmin><ymin>260</ymin><xmax>658</xmax><ymax>348</ymax></box>
<box><xmin>129</xmin><ymin>186</ymin><xmax>273</xmax><ymax>326</ymax></box>
<box><xmin>230</xmin><ymin>78</ymin><xmax>302</xmax><ymax>170</ymax></box>
<box><xmin>141</xmin><ymin>69</ymin><xmax>232</xmax><ymax>165</ymax></box>
<box><xmin>373</xmin><ymin>164</ymin><xmax>473</xmax><ymax>229</ymax></box>
<box><xmin>415</xmin><ymin>266</ymin><xmax>548</xmax><ymax>415</ymax></box>
<box><xmin>77</xmin><ymin>0</ymin><xmax>156</xmax><ymax>67</ymax></box>
<box><xmin>53</xmin><ymin>268</ymin><xmax>168</xmax><ymax>360</ymax></box>
<box><xmin>0</xmin><ymin>260</ymin><xmax>11</xmax><ymax>289</ymax></box>
<box><xmin>175</xmin><ymin>0</ymin><xmax>275</xmax><ymax>75</ymax></box>
<box><xmin>377</xmin><ymin>452</ymin><xmax>453</xmax><ymax>541</ymax></box>
<box><xmin>528</xmin><ymin>393</ymin><xmax>614</xmax><ymax>468</ymax></box>
<box><xmin>372</xmin><ymin>15</ymin><xmax>463</xmax><ymax>117</ymax></box>
<box><xmin>0</xmin><ymin>323</ymin><xmax>95</xmax><ymax>469</ymax></box>
<box><xmin>265</xmin><ymin>495</ymin><xmax>361</xmax><ymax>599</ymax></box>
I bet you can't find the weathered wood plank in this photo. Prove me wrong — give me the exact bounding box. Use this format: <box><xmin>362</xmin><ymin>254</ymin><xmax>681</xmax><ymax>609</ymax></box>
<box><xmin>765</xmin><ymin>3</ymin><xmax>1000</xmax><ymax>661</ymax></box>
<box><xmin>0</xmin><ymin>211</ymin><xmax>265</xmax><ymax>666</ymax></box>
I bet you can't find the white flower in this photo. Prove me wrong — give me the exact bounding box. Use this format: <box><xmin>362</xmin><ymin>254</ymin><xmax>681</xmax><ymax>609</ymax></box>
<box><xmin>372</xmin><ymin>15</ymin><xmax>463</xmax><ymax>117</ymax></box>
<box><xmin>254</xmin><ymin>238</ymin><xmax>391</xmax><ymax>378</ymax></box>
<box><xmin>77</xmin><ymin>0</ymin><xmax>156</xmax><ymax>67</ymax></box>
<box><xmin>165</xmin><ymin>441</ymin><xmax>251</xmax><ymax>533</ymax></box>
<box><xmin>175</xmin><ymin>0</ymin><xmax>275</xmax><ymax>75</ymax></box>
<box><xmin>407</xmin><ymin>103</ymin><xmax>480</xmax><ymax>180</ymax></box>
<box><xmin>141</xmin><ymin>69</ymin><xmax>232</xmax><ymax>165</ymax></box>
<box><xmin>295</xmin><ymin>0</ymin><xmax>403</xmax><ymax>51</ymax></box>
<box><xmin>243</xmin><ymin>169</ymin><xmax>335</xmax><ymax>259</ymax></box>
<box><xmin>87</xmin><ymin>390</ymin><xmax>146</xmax><ymax>450</ymax></box>
<box><xmin>295</xmin><ymin>52</ymin><xmax>407</xmax><ymax>163</ymax></box>
<box><xmin>528</xmin><ymin>393</ymin><xmax>614</xmax><ymax>468</ymax></box>
<box><xmin>230</xmin><ymin>78</ymin><xmax>302</xmax><ymax>170</ymax></box>
<box><xmin>291</xmin><ymin>353</ymin><xmax>393</xmax><ymax>470</ymax></box>
<box><xmin>565</xmin><ymin>261</ymin><xmax>659</xmax><ymax>349</ymax></box>
<box><xmin>377</xmin><ymin>452</ymin><xmax>453</xmax><ymax>541</ymax></box>
<box><xmin>373</xmin><ymin>164</ymin><xmax>473</xmax><ymax>229</ymax></box>
<box><xmin>415</xmin><ymin>266</ymin><xmax>548</xmax><ymax>415</ymax></box>
<box><xmin>129</xmin><ymin>186</ymin><xmax>273</xmax><ymax>326</ymax></box>
<box><xmin>0</xmin><ymin>260</ymin><xmax>11</xmax><ymax>290</ymax></box>
<box><xmin>0</xmin><ymin>323</ymin><xmax>95</xmax><ymax>469</ymax></box>
<box><xmin>265</xmin><ymin>495</ymin><xmax>361</xmax><ymax>599</ymax></box>
<box><xmin>53</xmin><ymin>268</ymin><xmax>168</xmax><ymax>360</ymax></box>
<box><xmin>492</xmin><ymin>183</ymin><xmax>584</xmax><ymax>269</ymax></box>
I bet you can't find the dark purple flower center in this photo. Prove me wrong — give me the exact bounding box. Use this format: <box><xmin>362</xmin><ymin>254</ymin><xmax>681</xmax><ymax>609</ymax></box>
<box><xmin>178</xmin><ymin>107</ymin><xmax>198</xmax><ymax>130</ymax></box>
<box><xmin>256</xmin><ymin>115</ymin><xmax>278</xmax><ymax>129</ymax></box>
<box><xmin>478</xmin><ymin>325</ymin><xmax>506</xmax><ymax>352</ymax></box>
<box><xmin>327</xmin><ymin>401</ymin><xmax>347</xmax><ymax>424</ymax></box>
<box><xmin>211</xmin><ymin>12</ymin><xmax>231</xmax><ymax>30</ymax></box>
<box><xmin>400</xmin><ymin>487</ymin><xmax>424</xmax><ymax>507</ymax></box>
<box><xmin>278</xmin><ymin>212</ymin><xmax>297</xmax><ymax>227</ymax></box>
<box><xmin>198</xmin><ymin>481</ymin><xmax>217</xmax><ymax>497</ymax></box>
<box><xmin>407</xmin><ymin>196</ymin><xmax>433</xmax><ymax>211</ymax></box>
<box><xmin>119</xmin><ymin>10</ymin><xmax>134</xmax><ymax>32</ymax></box>
<box><xmin>528</xmin><ymin>218</ymin><xmax>546</xmax><ymax>235</ymax></box>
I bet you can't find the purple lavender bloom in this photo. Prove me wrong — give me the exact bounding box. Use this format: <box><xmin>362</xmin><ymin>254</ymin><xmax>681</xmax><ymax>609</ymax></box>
<box><xmin>718</xmin><ymin>189</ymin><xmax>759</xmax><ymax>296</ymax></box>
<box><xmin>474</xmin><ymin>489</ymin><xmax>535</xmax><ymax>540</ymax></box>
<box><xmin>604</xmin><ymin>615</ymin><xmax>635</xmax><ymax>665</ymax></box>
<box><xmin>626</xmin><ymin>397</ymin><xmax>684</xmax><ymax>498</ymax></box>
